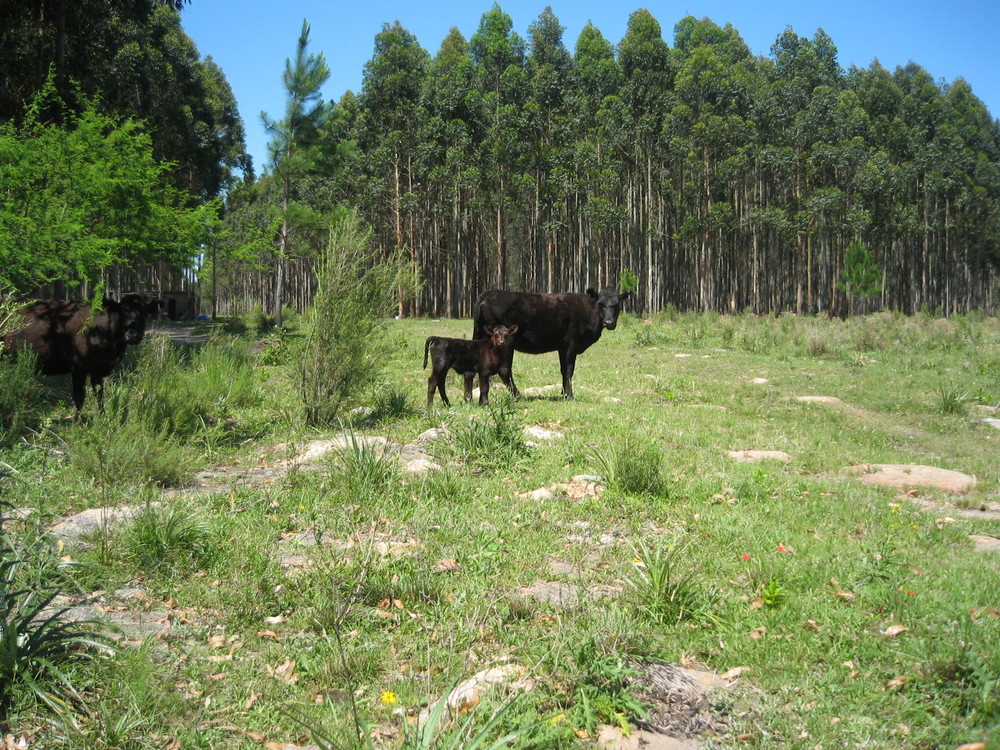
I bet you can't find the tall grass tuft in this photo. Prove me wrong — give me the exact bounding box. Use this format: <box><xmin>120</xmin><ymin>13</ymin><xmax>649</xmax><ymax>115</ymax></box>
<box><xmin>122</xmin><ymin>503</ymin><xmax>216</xmax><ymax>576</ymax></box>
<box><xmin>0</xmin><ymin>502</ymin><xmax>106</xmax><ymax>720</ymax></box>
<box><xmin>936</xmin><ymin>381</ymin><xmax>968</xmax><ymax>415</ymax></box>
<box><xmin>0</xmin><ymin>347</ymin><xmax>49</xmax><ymax>446</ymax></box>
<box><xmin>594</xmin><ymin>434</ymin><xmax>669</xmax><ymax>497</ymax></box>
<box><xmin>452</xmin><ymin>395</ymin><xmax>531</xmax><ymax>469</ymax></box>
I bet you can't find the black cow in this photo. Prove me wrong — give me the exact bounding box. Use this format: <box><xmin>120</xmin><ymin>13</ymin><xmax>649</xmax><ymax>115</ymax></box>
<box><xmin>472</xmin><ymin>286</ymin><xmax>631</xmax><ymax>399</ymax></box>
<box><xmin>2</xmin><ymin>294</ymin><xmax>156</xmax><ymax>412</ymax></box>
<box><xmin>423</xmin><ymin>324</ymin><xmax>518</xmax><ymax>408</ymax></box>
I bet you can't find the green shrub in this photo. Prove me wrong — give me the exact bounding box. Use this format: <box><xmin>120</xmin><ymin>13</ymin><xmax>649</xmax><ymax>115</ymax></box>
<box><xmin>67</xmin><ymin>410</ymin><xmax>195</xmax><ymax>488</ymax></box>
<box><xmin>594</xmin><ymin>434</ymin><xmax>668</xmax><ymax>497</ymax></box>
<box><xmin>0</xmin><ymin>503</ymin><xmax>104</xmax><ymax>720</ymax></box>
<box><xmin>297</xmin><ymin>213</ymin><xmax>412</xmax><ymax>426</ymax></box>
<box><xmin>452</xmin><ymin>395</ymin><xmax>531</xmax><ymax>469</ymax></box>
<box><xmin>122</xmin><ymin>503</ymin><xmax>215</xmax><ymax>576</ymax></box>
<box><xmin>0</xmin><ymin>347</ymin><xmax>48</xmax><ymax>446</ymax></box>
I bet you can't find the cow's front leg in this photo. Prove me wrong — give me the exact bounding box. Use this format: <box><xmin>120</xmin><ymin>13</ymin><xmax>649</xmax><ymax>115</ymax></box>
<box><xmin>558</xmin><ymin>349</ymin><xmax>576</xmax><ymax>399</ymax></box>
<box><xmin>478</xmin><ymin>374</ymin><xmax>490</xmax><ymax>405</ymax></box>
<box><xmin>497</xmin><ymin>348</ymin><xmax>520</xmax><ymax>398</ymax></box>
<box><xmin>71</xmin><ymin>371</ymin><xmax>88</xmax><ymax>413</ymax></box>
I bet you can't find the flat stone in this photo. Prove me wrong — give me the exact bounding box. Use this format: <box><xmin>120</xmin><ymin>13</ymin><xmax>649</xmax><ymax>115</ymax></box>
<box><xmin>982</xmin><ymin>418</ymin><xmax>1000</xmax><ymax>431</ymax></box>
<box><xmin>795</xmin><ymin>396</ymin><xmax>845</xmax><ymax>405</ymax></box>
<box><xmin>49</xmin><ymin>504</ymin><xmax>160</xmax><ymax>544</ymax></box>
<box><xmin>846</xmin><ymin>464</ymin><xmax>976</xmax><ymax>495</ymax></box>
<box><xmin>597</xmin><ymin>726</ymin><xmax>700</xmax><ymax>750</ymax></box>
<box><xmin>750</xmin><ymin>378</ymin><xmax>770</xmax><ymax>385</ymax></box>
<box><xmin>517</xmin><ymin>581</ymin><xmax>582</xmax><ymax>607</ymax></box>
<box><xmin>523</xmin><ymin>426</ymin><xmax>564</xmax><ymax>441</ymax></box>
<box><xmin>970</xmin><ymin>535</ymin><xmax>1000</xmax><ymax>553</ymax></box>
<box><xmin>403</xmin><ymin>458</ymin><xmax>441</xmax><ymax>474</ymax></box>
<box><xmin>728</xmin><ymin>450</ymin><xmax>791</xmax><ymax>462</ymax></box>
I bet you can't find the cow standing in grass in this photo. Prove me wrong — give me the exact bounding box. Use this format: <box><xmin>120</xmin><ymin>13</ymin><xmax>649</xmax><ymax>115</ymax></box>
<box><xmin>472</xmin><ymin>287</ymin><xmax>631</xmax><ymax>399</ymax></box>
<box><xmin>424</xmin><ymin>325</ymin><xmax>518</xmax><ymax>408</ymax></box>
<box><xmin>2</xmin><ymin>295</ymin><xmax>156</xmax><ymax>412</ymax></box>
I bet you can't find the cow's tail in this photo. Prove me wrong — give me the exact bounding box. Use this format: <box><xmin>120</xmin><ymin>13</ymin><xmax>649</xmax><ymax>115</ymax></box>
<box><xmin>423</xmin><ymin>337</ymin><xmax>437</xmax><ymax>369</ymax></box>
<box><xmin>472</xmin><ymin>290</ymin><xmax>493</xmax><ymax>340</ymax></box>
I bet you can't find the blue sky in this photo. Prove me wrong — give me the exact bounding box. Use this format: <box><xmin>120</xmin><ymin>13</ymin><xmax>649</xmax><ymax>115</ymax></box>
<box><xmin>180</xmin><ymin>0</ymin><xmax>1000</xmax><ymax>175</ymax></box>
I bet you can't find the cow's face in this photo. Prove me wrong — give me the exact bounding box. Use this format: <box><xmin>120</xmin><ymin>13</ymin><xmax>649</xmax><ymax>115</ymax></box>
<box><xmin>118</xmin><ymin>296</ymin><xmax>150</xmax><ymax>346</ymax></box>
<box><xmin>587</xmin><ymin>287</ymin><xmax>631</xmax><ymax>330</ymax></box>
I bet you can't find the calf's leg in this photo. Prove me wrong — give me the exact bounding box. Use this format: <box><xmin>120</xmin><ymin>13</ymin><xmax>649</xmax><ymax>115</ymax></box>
<box><xmin>478</xmin><ymin>374</ymin><xmax>491</xmax><ymax>405</ymax></box>
<box><xmin>463</xmin><ymin>372</ymin><xmax>476</xmax><ymax>402</ymax></box>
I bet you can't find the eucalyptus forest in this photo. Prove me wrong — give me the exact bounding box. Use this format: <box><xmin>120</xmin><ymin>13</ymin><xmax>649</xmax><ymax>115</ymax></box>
<box><xmin>2</xmin><ymin>1</ymin><xmax>1000</xmax><ymax>318</ymax></box>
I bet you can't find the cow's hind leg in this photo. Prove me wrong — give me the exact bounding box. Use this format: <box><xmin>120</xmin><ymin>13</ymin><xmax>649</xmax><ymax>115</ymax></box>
<box><xmin>71</xmin><ymin>371</ymin><xmax>88</xmax><ymax>413</ymax></box>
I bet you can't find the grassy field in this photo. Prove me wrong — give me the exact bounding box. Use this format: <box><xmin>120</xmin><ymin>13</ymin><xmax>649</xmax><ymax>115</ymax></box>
<box><xmin>2</xmin><ymin>310</ymin><xmax>1000</xmax><ymax>749</ymax></box>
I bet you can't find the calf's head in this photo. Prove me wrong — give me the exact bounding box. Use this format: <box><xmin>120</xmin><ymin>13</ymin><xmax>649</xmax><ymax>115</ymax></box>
<box><xmin>587</xmin><ymin>287</ymin><xmax>631</xmax><ymax>330</ymax></box>
<box><xmin>484</xmin><ymin>324</ymin><xmax>518</xmax><ymax>348</ymax></box>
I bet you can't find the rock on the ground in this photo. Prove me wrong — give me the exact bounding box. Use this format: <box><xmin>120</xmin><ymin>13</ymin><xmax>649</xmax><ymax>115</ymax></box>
<box><xmin>845</xmin><ymin>464</ymin><xmax>977</xmax><ymax>495</ymax></box>
<box><xmin>727</xmin><ymin>450</ymin><xmax>791</xmax><ymax>462</ymax></box>
<box><xmin>981</xmin><ymin>418</ymin><xmax>1000</xmax><ymax>431</ymax></box>
<box><xmin>49</xmin><ymin>504</ymin><xmax>160</xmax><ymax>544</ymax></box>
<box><xmin>795</xmin><ymin>395</ymin><xmax>845</xmax><ymax>405</ymax></box>
<box><xmin>597</xmin><ymin>726</ymin><xmax>700</xmax><ymax>750</ymax></box>
<box><xmin>970</xmin><ymin>534</ymin><xmax>1000</xmax><ymax>553</ymax></box>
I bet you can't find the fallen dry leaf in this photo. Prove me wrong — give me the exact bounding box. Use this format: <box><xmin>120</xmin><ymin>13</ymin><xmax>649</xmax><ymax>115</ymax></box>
<box><xmin>885</xmin><ymin>675</ymin><xmax>908</xmax><ymax>690</ymax></box>
<box><xmin>749</xmin><ymin>626</ymin><xmax>767</xmax><ymax>640</ymax></box>
<box><xmin>433</xmin><ymin>558</ymin><xmax>462</xmax><ymax>573</ymax></box>
<box><xmin>257</xmin><ymin>629</ymin><xmax>280</xmax><ymax>640</ymax></box>
<box><xmin>957</xmin><ymin>744</ymin><xmax>986</xmax><ymax>750</ymax></box>
<box><xmin>244</xmin><ymin>692</ymin><xmax>261</xmax><ymax>710</ymax></box>
<box><xmin>270</xmin><ymin>660</ymin><xmax>298</xmax><ymax>683</ymax></box>
<box><xmin>882</xmin><ymin>624</ymin><xmax>908</xmax><ymax>638</ymax></box>
<box><xmin>804</xmin><ymin>619</ymin><xmax>821</xmax><ymax>632</ymax></box>
<box><xmin>720</xmin><ymin>666</ymin><xmax>751</xmax><ymax>681</ymax></box>
<box><xmin>263</xmin><ymin>615</ymin><xmax>286</xmax><ymax>625</ymax></box>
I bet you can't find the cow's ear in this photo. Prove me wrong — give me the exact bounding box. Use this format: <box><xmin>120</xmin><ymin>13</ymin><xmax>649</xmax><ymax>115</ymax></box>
<box><xmin>587</xmin><ymin>288</ymin><xmax>598</xmax><ymax>299</ymax></box>
<box><xmin>509</xmin><ymin>325</ymin><xmax>519</xmax><ymax>334</ymax></box>
<box><xmin>483</xmin><ymin>325</ymin><xmax>494</xmax><ymax>336</ymax></box>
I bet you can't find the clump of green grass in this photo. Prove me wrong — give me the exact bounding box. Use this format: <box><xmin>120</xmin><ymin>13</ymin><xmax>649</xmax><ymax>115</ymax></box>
<box><xmin>936</xmin><ymin>381</ymin><xmax>968</xmax><ymax>414</ymax></box>
<box><xmin>452</xmin><ymin>395</ymin><xmax>531</xmax><ymax>469</ymax></box>
<box><xmin>121</xmin><ymin>503</ymin><xmax>216</xmax><ymax>577</ymax></box>
<box><xmin>624</xmin><ymin>537</ymin><xmax>717</xmax><ymax>624</ymax></box>
<box><xmin>0</xmin><ymin>502</ymin><xmax>105</xmax><ymax>721</ymax></box>
<box><xmin>594</xmin><ymin>434</ymin><xmax>669</xmax><ymax>497</ymax></box>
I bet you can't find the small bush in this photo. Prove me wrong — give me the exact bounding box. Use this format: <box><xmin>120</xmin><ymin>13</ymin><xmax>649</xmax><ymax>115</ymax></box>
<box><xmin>452</xmin><ymin>395</ymin><xmax>531</xmax><ymax>469</ymax></box>
<box><xmin>0</xmin><ymin>348</ymin><xmax>48</xmax><ymax>446</ymax></box>
<box><xmin>0</xmin><ymin>503</ymin><xmax>105</xmax><ymax>720</ymax></box>
<box><xmin>595</xmin><ymin>434</ymin><xmax>668</xmax><ymax>497</ymax></box>
<box><xmin>67</xmin><ymin>410</ymin><xmax>195</xmax><ymax>488</ymax></box>
<box><xmin>298</xmin><ymin>213</ymin><xmax>412</xmax><ymax>426</ymax></box>
<box><xmin>123</xmin><ymin>504</ymin><xmax>215</xmax><ymax>576</ymax></box>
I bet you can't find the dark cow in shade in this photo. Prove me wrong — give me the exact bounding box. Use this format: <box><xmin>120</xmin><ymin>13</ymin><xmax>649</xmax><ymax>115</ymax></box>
<box><xmin>2</xmin><ymin>294</ymin><xmax>156</xmax><ymax>412</ymax></box>
<box><xmin>423</xmin><ymin>324</ymin><xmax>518</xmax><ymax>408</ymax></box>
<box><xmin>472</xmin><ymin>286</ymin><xmax>631</xmax><ymax>399</ymax></box>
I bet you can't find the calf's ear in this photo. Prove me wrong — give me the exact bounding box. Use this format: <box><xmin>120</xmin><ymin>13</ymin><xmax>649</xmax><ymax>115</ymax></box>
<box><xmin>509</xmin><ymin>325</ymin><xmax>519</xmax><ymax>334</ymax></box>
<box><xmin>483</xmin><ymin>325</ymin><xmax>494</xmax><ymax>336</ymax></box>
<box><xmin>619</xmin><ymin>291</ymin><xmax>632</xmax><ymax>300</ymax></box>
<box><xmin>587</xmin><ymin>288</ymin><xmax>598</xmax><ymax>299</ymax></box>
